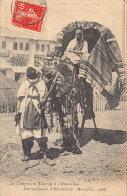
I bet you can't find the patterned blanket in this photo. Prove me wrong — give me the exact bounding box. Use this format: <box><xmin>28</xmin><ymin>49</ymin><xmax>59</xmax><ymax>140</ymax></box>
<box><xmin>87</xmin><ymin>36</ymin><xmax>118</xmax><ymax>92</ymax></box>
<box><xmin>87</xmin><ymin>36</ymin><xmax>121</xmax><ymax>109</ymax></box>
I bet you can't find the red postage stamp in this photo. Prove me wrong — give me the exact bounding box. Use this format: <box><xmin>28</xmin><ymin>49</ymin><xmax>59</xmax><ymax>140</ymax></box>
<box><xmin>12</xmin><ymin>0</ymin><xmax>46</xmax><ymax>32</ymax></box>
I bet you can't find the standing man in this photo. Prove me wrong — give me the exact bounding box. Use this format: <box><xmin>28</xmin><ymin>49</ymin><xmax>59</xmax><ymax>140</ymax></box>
<box><xmin>16</xmin><ymin>66</ymin><xmax>47</xmax><ymax>161</ymax></box>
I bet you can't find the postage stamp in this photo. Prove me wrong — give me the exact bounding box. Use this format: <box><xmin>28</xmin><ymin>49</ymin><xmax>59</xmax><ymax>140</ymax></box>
<box><xmin>12</xmin><ymin>0</ymin><xmax>47</xmax><ymax>32</ymax></box>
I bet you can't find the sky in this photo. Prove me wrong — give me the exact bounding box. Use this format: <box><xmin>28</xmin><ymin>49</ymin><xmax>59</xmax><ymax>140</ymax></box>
<box><xmin>0</xmin><ymin>0</ymin><xmax>126</xmax><ymax>60</ymax></box>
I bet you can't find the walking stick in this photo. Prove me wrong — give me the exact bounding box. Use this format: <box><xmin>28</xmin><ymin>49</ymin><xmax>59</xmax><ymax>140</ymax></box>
<box><xmin>71</xmin><ymin>66</ymin><xmax>80</xmax><ymax>152</ymax></box>
<box><xmin>15</xmin><ymin>116</ymin><xmax>28</xmax><ymax>170</ymax></box>
<box><xmin>40</xmin><ymin>108</ymin><xmax>48</xmax><ymax>164</ymax></box>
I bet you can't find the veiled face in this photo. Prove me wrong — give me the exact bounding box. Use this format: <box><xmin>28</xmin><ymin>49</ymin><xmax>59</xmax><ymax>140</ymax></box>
<box><xmin>75</xmin><ymin>29</ymin><xmax>83</xmax><ymax>41</ymax></box>
<box><xmin>27</xmin><ymin>67</ymin><xmax>37</xmax><ymax>80</ymax></box>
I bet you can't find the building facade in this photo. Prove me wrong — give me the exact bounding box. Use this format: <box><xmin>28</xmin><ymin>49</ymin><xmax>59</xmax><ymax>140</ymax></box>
<box><xmin>0</xmin><ymin>35</ymin><xmax>53</xmax><ymax>81</ymax></box>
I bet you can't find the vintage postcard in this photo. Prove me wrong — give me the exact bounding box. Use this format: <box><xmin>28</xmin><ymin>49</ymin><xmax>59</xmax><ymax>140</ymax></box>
<box><xmin>0</xmin><ymin>0</ymin><xmax>127</xmax><ymax>196</ymax></box>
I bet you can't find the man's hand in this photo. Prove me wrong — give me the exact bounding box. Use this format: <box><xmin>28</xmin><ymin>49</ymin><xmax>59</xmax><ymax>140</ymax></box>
<box><xmin>109</xmin><ymin>84</ymin><xmax>116</xmax><ymax>95</ymax></box>
<box><xmin>73</xmin><ymin>51</ymin><xmax>84</xmax><ymax>56</ymax></box>
<box><xmin>61</xmin><ymin>52</ymin><xmax>81</xmax><ymax>65</ymax></box>
<box><xmin>15</xmin><ymin>112</ymin><xmax>22</xmax><ymax>126</ymax></box>
<box><xmin>81</xmin><ymin>53</ymin><xmax>90</xmax><ymax>61</ymax></box>
<box><xmin>38</xmin><ymin>101</ymin><xmax>45</xmax><ymax>110</ymax></box>
<box><xmin>61</xmin><ymin>55</ymin><xmax>66</xmax><ymax>62</ymax></box>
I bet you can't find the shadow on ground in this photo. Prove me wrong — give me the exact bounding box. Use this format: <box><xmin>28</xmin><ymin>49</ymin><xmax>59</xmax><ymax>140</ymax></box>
<box><xmin>30</xmin><ymin>128</ymin><xmax>127</xmax><ymax>160</ymax></box>
<box><xmin>30</xmin><ymin>148</ymin><xmax>65</xmax><ymax>160</ymax></box>
<box><xmin>77</xmin><ymin>128</ymin><xmax>127</xmax><ymax>147</ymax></box>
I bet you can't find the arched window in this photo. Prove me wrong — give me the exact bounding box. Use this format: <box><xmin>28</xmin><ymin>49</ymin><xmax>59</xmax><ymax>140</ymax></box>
<box><xmin>25</xmin><ymin>43</ymin><xmax>29</xmax><ymax>51</ymax></box>
<box><xmin>36</xmin><ymin>44</ymin><xmax>40</xmax><ymax>51</ymax></box>
<box><xmin>34</xmin><ymin>55</ymin><xmax>40</xmax><ymax>66</ymax></box>
<box><xmin>2</xmin><ymin>41</ymin><xmax>6</xmax><ymax>49</ymax></box>
<box><xmin>19</xmin><ymin>42</ymin><xmax>23</xmax><ymax>50</ymax></box>
<box><xmin>41</xmin><ymin>44</ymin><xmax>45</xmax><ymax>52</ymax></box>
<box><xmin>13</xmin><ymin>42</ymin><xmax>18</xmax><ymax>50</ymax></box>
<box><xmin>47</xmin><ymin>44</ymin><xmax>50</xmax><ymax>52</ymax></box>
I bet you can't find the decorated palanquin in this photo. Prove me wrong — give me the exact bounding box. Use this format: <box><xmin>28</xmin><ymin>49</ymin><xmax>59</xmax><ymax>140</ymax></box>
<box><xmin>41</xmin><ymin>21</ymin><xmax>125</xmax><ymax>151</ymax></box>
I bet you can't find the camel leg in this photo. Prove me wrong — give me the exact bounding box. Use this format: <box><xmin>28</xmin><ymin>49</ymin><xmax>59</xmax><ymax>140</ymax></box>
<box><xmin>92</xmin><ymin>117</ymin><xmax>97</xmax><ymax>131</ymax></box>
<box><xmin>81</xmin><ymin>114</ymin><xmax>85</xmax><ymax>130</ymax></box>
<box><xmin>92</xmin><ymin>117</ymin><xmax>99</xmax><ymax>139</ymax></box>
<box><xmin>79</xmin><ymin>111</ymin><xmax>85</xmax><ymax>134</ymax></box>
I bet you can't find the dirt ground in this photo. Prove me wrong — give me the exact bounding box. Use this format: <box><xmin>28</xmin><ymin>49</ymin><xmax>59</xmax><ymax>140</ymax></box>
<box><xmin>0</xmin><ymin>110</ymin><xmax>127</xmax><ymax>185</ymax></box>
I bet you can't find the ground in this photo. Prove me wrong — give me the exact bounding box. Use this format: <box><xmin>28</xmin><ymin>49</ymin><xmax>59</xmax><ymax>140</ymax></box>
<box><xmin>0</xmin><ymin>110</ymin><xmax>127</xmax><ymax>186</ymax></box>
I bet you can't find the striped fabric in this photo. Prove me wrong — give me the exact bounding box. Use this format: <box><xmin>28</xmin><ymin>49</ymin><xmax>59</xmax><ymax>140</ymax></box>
<box><xmin>78</xmin><ymin>61</ymin><xmax>88</xmax><ymax>78</ymax></box>
<box><xmin>86</xmin><ymin>36</ymin><xmax>117</xmax><ymax>92</ymax></box>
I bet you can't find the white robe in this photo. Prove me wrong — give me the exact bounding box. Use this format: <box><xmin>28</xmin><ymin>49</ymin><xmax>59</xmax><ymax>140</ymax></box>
<box><xmin>17</xmin><ymin>78</ymin><xmax>46</xmax><ymax>114</ymax></box>
<box><xmin>17</xmin><ymin>78</ymin><xmax>46</xmax><ymax>139</ymax></box>
<box><xmin>64</xmin><ymin>39</ymin><xmax>89</xmax><ymax>78</ymax></box>
<box><xmin>65</xmin><ymin>39</ymin><xmax>88</xmax><ymax>54</ymax></box>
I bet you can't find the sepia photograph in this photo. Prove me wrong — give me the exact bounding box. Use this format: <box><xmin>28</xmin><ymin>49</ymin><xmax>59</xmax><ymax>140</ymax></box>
<box><xmin>0</xmin><ymin>0</ymin><xmax>127</xmax><ymax>196</ymax></box>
